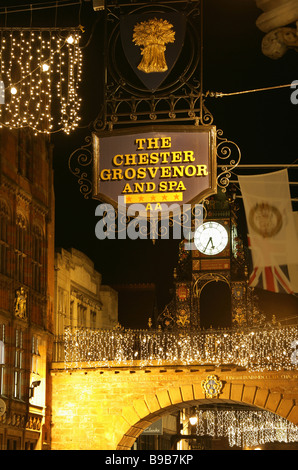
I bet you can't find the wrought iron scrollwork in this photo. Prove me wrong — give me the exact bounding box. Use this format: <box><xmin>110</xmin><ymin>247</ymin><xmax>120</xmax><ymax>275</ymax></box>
<box><xmin>92</xmin><ymin>0</ymin><xmax>207</xmax><ymax>131</ymax></box>
<box><xmin>216</xmin><ymin>129</ymin><xmax>241</xmax><ymax>191</ymax></box>
<box><xmin>68</xmin><ymin>135</ymin><xmax>93</xmax><ymax>199</ymax></box>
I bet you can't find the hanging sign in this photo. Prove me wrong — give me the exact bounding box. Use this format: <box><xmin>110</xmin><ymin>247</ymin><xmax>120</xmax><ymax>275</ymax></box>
<box><xmin>142</xmin><ymin>418</ymin><xmax>163</xmax><ymax>435</ymax></box>
<box><xmin>92</xmin><ymin>125</ymin><xmax>217</xmax><ymax>215</ymax></box>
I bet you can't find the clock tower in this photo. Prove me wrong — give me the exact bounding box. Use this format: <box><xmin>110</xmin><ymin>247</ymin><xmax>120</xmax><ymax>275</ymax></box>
<box><xmin>157</xmin><ymin>187</ymin><xmax>260</xmax><ymax>330</ymax></box>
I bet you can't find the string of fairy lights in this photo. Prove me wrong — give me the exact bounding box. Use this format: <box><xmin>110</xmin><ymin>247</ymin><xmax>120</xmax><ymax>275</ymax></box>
<box><xmin>195</xmin><ymin>408</ymin><xmax>298</xmax><ymax>448</ymax></box>
<box><xmin>0</xmin><ymin>28</ymin><xmax>82</xmax><ymax>134</ymax></box>
<box><xmin>62</xmin><ymin>325</ymin><xmax>298</xmax><ymax>371</ymax></box>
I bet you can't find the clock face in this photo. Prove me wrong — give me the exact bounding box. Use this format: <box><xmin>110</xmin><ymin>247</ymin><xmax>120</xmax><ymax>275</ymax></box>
<box><xmin>194</xmin><ymin>221</ymin><xmax>228</xmax><ymax>255</ymax></box>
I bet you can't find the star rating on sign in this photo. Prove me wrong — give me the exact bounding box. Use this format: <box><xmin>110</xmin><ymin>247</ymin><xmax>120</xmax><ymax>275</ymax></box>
<box><xmin>124</xmin><ymin>192</ymin><xmax>183</xmax><ymax>205</ymax></box>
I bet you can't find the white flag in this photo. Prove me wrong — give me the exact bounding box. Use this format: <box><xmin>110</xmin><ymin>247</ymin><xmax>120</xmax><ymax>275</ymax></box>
<box><xmin>238</xmin><ymin>170</ymin><xmax>298</xmax><ymax>269</ymax></box>
<box><xmin>288</xmin><ymin>212</ymin><xmax>298</xmax><ymax>292</ymax></box>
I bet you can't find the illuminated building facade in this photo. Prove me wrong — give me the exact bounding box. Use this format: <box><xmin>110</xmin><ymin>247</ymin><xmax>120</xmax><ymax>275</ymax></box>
<box><xmin>0</xmin><ymin>128</ymin><xmax>55</xmax><ymax>450</ymax></box>
<box><xmin>53</xmin><ymin>247</ymin><xmax>118</xmax><ymax>361</ymax></box>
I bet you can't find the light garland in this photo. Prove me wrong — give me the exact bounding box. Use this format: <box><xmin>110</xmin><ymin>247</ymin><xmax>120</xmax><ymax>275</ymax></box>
<box><xmin>195</xmin><ymin>408</ymin><xmax>298</xmax><ymax>448</ymax></box>
<box><xmin>0</xmin><ymin>28</ymin><xmax>82</xmax><ymax>134</ymax></box>
<box><xmin>60</xmin><ymin>325</ymin><xmax>298</xmax><ymax>371</ymax></box>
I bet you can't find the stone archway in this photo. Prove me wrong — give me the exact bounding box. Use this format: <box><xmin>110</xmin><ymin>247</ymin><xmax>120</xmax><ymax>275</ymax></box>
<box><xmin>50</xmin><ymin>364</ymin><xmax>298</xmax><ymax>450</ymax></box>
<box><xmin>116</xmin><ymin>382</ymin><xmax>298</xmax><ymax>450</ymax></box>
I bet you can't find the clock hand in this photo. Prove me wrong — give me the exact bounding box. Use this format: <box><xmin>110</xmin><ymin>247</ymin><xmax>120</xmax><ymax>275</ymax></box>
<box><xmin>204</xmin><ymin>237</ymin><xmax>214</xmax><ymax>252</ymax></box>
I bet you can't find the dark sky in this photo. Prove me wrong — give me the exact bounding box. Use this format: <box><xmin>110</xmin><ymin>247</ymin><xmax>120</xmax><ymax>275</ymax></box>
<box><xmin>3</xmin><ymin>1</ymin><xmax>297</xmax><ymax>314</ymax></box>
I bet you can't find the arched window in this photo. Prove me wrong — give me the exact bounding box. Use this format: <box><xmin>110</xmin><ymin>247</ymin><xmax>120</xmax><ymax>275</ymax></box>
<box><xmin>200</xmin><ymin>280</ymin><xmax>231</xmax><ymax>329</ymax></box>
<box><xmin>0</xmin><ymin>340</ymin><xmax>4</xmax><ymax>365</ymax></box>
<box><xmin>15</xmin><ymin>214</ymin><xmax>27</xmax><ymax>283</ymax></box>
<box><xmin>32</xmin><ymin>225</ymin><xmax>44</xmax><ymax>292</ymax></box>
<box><xmin>18</xmin><ymin>129</ymin><xmax>34</xmax><ymax>181</ymax></box>
<box><xmin>0</xmin><ymin>200</ymin><xmax>10</xmax><ymax>275</ymax></box>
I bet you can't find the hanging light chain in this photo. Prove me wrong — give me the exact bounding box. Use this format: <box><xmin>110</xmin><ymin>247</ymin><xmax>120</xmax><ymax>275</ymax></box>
<box><xmin>0</xmin><ymin>28</ymin><xmax>83</xmax><ymax>134</ymax></box>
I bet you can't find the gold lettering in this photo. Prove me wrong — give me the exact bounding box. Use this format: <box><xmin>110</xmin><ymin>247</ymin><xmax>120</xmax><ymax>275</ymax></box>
<box><xmin>113</xmin><ymin>154</ymin><xmax>123</xmax><ymax>166</ymax></box>
<box><xmin>134</xmin><ymin>183</ymin><xmax>144</xmax><ymax>193</ymax></box>
<box><xmin>183</xmin><ymin>150</ymin><xmax>195</xmax><ymax>162</ymax></box>
<box><xmin>147</xmin><ymin>167</ymin><xmax>159</xmax><ymax>179</ymax></box>
<box><xmin>147</xmin><ymin>138</ymin><xmax>159</xmax><ymax>149</ymax></box>
<box><xmin>177</xmin><ymin>181</ymin><xmax>186</xmax><ymax>191</ymax></box>
<box><xmin>197</xmin><ymin>165</ymin><xmax>208</xmax><ymax>176</ymax></box>
<box><xmin>161</xmin><ymin>137</ymin><xmax>171</xmax><ymax>148</ymax></box>
<box><xmin>168</xmin><ymin>181</ymin><xmax>177</xmax><ymax>191</ymax></box>
<box><xmin>172</xmin><ymin>166</ymin><xmax>184</xmax><ymax>178</ymax></box>
<box><xmin>138</xmin><ymin>153</ymin><xmax>149</xmax><ymax>165</ymax></box>
<box><xmin>124</xmin><ymin>168</ymin><xmax>136</xmax><ymax>180</ymax></box>
<box><xmin>159</xmin><ymin>152</ymin><xmax>170</xmax><ymax>164</ymax></box>
<box><xmin>135</xmin><ymin>138</ymin><xmax>146</xmax><ymax>150</ymax></box>
<box><xmin>100</xmin><ymin>169</ymin><xmax>111</xmax><ymax>181</ymax></box>
<box><xmin>160</xmin><ymin>167</ymin><xmax>171</xmax><ymax>178</ymax></box>
<box><xmin>159</xmin><ymin>181</ymin><xmax>167</xmax><ymax>192</ymax></box>
<box><xmin>171</xmin><ymin>151</ymin><xmax>182</xmax><ymax>163</ymax></box>
<box><xmin>137</xmin><ymin>168</ymin><xmax>146</xmax><ymax>179</ymax></box>
<box><xmin>111</xmin><ymin>169</ymin><xmax>123</xmax><ymax>180</ymax></box>
<box><xmin>124</xmin><ymin>154</ymin><xmax>137</xmax><ymax>166</ymax></box>
<box><xmin>185</xmin><ymin>165</ymin><xmax>197</xmax><ymax>177</ymax></box>
<box><xmin>122</xmin><ymin>183</ymin><xmax>133</xmax><ymax>193</ymax></box>
<box><xmin>149</xmin><ymin>153</ymin><xmax>159</xmax><ymax>165</ymax></box>
<box><xmin>146</xmin><ymin>182</ymin><xmax>155</xmax><ymax>192</ymax></box>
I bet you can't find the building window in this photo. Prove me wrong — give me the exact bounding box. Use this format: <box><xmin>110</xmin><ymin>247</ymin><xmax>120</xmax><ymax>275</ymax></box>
<box><xmin>0</xmin><ymin>201</ymin><xmax>10</xmax><ymax>275</ymax></box>
<box><xmin>32</xmin><ymin>226</ymin><xmax>43</xmax><ymax>293</ymax></box>
<box><xmin>69</xmin><ymin>300</ymin><xmax>73</xmax><ymax>329</ymax></box>
<box><xmin>15</xmin><ymin>214</ymin><xmax>27</xmax><ymax>284</ymax></box>
<box><xmin>0</xmin><ymin>325</ymin><xmax>6</xmax><ymax>396</ymax></box>
<box><xmin>77</xmin><ymin>304</ymin><xmax>87</xmax><ymax>328</ymax></box>
<box><xmin>18</xmin><ymin>129</ymin><xmax>34</xmax><ymax>181</ymax></box>
<box><xmin>90</xmin><ymin>310</ymin><xmax>97</xmax><ymax>329</ymax></box>
<box><xmin>31</xmin><ymin>336</ymin><xmax>39</xmax><ymax>375</ymax></box>
<box><xmin>14</xmin><ymin>329</ymin><xmax>24</xmax><ymax>400</ymax></box>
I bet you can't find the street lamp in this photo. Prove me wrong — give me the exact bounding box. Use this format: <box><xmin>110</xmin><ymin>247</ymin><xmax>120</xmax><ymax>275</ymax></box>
<box><xmin>189</xmin><ymin>408</ymin><xmax>198</xmax><ymax>426</ymax></box>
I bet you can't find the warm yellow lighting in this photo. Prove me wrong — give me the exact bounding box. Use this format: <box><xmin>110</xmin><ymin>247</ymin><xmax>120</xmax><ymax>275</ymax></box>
<box><xmin>41</xmin><ymin>63</ymin><xmax>50</xmax><ymax>72</ymax></box>
<box><xmin>189</xmin><ymin>415</ymin><xmax>198</xmax><ymax>426</ymax></box>
<box><xmin>0</xmin><ymin>28</ymin><xmax>82</xmax><ymax>133</ymax></box>
<box><xmin>66</xmin><ymin>35</ymin><xmax>74</xmax><ymax>44</ymax></box>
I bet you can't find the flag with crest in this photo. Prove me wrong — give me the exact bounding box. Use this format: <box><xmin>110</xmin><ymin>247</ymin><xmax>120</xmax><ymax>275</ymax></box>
<box><xmin>238</xmin><ymin>170</ymin><xmax>298</xmax><ymax>294</ymax></box>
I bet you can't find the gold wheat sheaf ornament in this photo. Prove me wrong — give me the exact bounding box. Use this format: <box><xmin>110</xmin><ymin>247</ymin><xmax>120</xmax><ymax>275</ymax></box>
<box><xmin>133</xmin><ymin>18</ymin><xmax>176</xmax><ymax>73</ymax></box>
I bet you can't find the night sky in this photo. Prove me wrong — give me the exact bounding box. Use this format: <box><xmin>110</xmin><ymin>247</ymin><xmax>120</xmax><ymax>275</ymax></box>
<box><xmin>3</xmin><ymin>1</ymin><xmax>298</xmax><ymax>318</ymax></box>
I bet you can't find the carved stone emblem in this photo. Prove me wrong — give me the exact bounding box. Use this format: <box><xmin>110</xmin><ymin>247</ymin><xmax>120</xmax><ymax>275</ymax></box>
<box><xmin>201</xmin><ymin>375</ymin><xmax>223</xmax><ymax>399</ymax></box>
<box><xmin>14</xmin><ymin>287</ymin><xmax>27</xmax><ymax>319</ymax></box>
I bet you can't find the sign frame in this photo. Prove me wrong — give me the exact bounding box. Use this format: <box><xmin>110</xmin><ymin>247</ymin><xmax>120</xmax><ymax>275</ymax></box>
<box><xmin>92</xmin><ymin>125</ymin><xmax>217</xmax><ymax>218</ymax></box>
